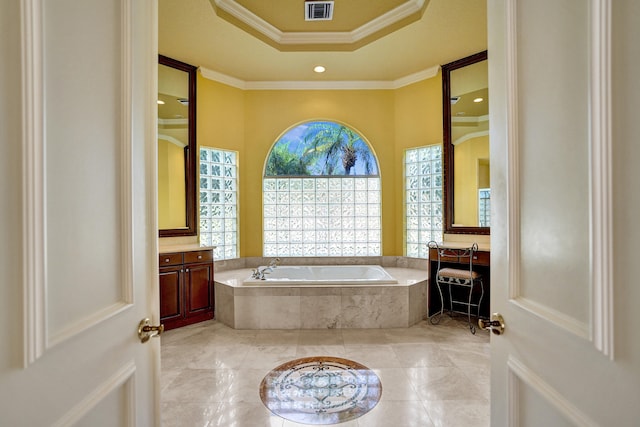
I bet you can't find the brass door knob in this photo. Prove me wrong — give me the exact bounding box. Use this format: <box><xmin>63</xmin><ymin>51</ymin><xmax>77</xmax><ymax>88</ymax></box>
<box><xmin>478</xmin><ymin>313</ymin><xmax>505</xmax><ymax>335</ymax></box>
<box><xmin>138</xmin><ymin>318</ymin><xmax>164</xmax><ymax>343</ymax></box>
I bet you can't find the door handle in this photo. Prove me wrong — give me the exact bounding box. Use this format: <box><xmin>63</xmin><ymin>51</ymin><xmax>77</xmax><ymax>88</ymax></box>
<box><xmin>138</xmin><ymin>318</ymin><xmax>164</xmax><ymax>343</ymax></box>
<box><xmin>478</xmin><ymin>313</ymin><xmax>505</xmax><ymax>335</ymax></box>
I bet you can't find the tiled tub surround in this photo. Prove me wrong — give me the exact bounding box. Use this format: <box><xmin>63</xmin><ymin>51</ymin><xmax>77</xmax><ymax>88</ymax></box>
<box><xmin>214</xmin><ymin>257</ymin><xmax>428</xmax><ymax>329</ymax></box>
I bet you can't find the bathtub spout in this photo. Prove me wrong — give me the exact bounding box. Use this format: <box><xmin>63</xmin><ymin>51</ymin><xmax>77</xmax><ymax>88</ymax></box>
<box><xmin>268</xmin><ymin>257</ymin><xmax>281</xmax><ymax>268</ymax></box>
<box><xmin>252</xmin><ymin>266</ymin><xmax>273</xmax><ymax>280</ymax></box>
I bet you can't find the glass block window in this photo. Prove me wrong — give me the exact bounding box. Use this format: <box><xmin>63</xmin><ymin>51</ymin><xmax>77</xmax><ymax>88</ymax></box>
<box><xmin>478</xmin><ymin>188</ymin><xmax>491</xmax><ymax>227</ymax></box>
<box><xmin>405</xmin><ymin>145</ymin><xmax>443</xmax><ymax>258</ymax></box>
<box><xmin>199</xmin><ymin>147</ymin><xmax>238</xmax><ymax>260</ymax></box>
<box><xmin>263</xmin><ymin>121</ymin><xmax>381</xmax><ymax>257</ymax></box>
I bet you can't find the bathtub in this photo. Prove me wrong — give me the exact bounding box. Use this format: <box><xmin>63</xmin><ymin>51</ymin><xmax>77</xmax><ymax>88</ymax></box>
<box><xmin>214</xmin><ymin>259</ymin><xmax>429</xmax><ymax>329</ymax></box>
<box><xmin>243</xmin><ymin>265</ymin><xmax>398</xmax><ymax>286</ymax></box>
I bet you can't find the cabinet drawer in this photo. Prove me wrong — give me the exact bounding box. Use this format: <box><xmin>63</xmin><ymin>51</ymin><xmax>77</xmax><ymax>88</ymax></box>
<box><xmin>159</xmin><ymin>253</ymin><xmax>183</xmax><ymax>266</ymax></box>
<box><xmin>472</xmin><ymin>251</ymin><xmax>490</xmax><ymax>266</ymax></box>
<box><xmin>184</xmin><ymin>250</ymin><xmax>213</xmax><ymax>264</ymax></box>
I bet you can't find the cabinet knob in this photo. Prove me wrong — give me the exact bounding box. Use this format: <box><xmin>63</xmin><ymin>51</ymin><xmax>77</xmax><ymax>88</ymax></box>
<box><xmin>198</xmin><ymin>255</ymin><xmax>202</xmax><ymax>259</ymax></box>
<box><xmin>164</xmin><ymin>258</ymin><xmax>170</xmax><ymax>263</ymax></box>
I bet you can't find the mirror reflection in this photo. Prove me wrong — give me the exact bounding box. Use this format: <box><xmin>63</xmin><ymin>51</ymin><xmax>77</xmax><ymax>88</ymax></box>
<box><xmin>443</xmin><ymin>51</ymin><xmax>490</xmax><ymax>234</ymax></box>
<box><xmin>158</xmin><ymin>55</ymin><xmax>197</xmax><ymax>236</ymax></box>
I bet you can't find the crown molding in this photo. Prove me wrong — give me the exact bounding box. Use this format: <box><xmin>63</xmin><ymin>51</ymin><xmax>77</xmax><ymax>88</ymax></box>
<box><xmin>158</xmin><ymin>118</ymin><xmax>189</xmax><ymax>126</ymax></box>
<box><xmin>392</xmin><ymin>65</ymin><xmax>440</xmax><ymax>88</ymax></box>
<box><xmin>199</xmin><ymin>67</ymin><xmax>247</xmax><ymax>89</ymax></box>
<box><xmin>158</xmin><ymin>134</ymin><xmax>187</xmax><ymax>148</ymax></box>
<box><xmin>452</xmin><ymin>130</ymin><xmax>489</xmax><ymax>146</ymax></box>
<box><xmin>199</xmin><ymin>64</ymin><xmax>439</xmax><ymax>90</ymax></box>
<box><xmin>452</xmin><ymin>114</ymin><xmax>490</xmax><ymax>123</ymax></box>
<box><xmin>214</xmin><ymin>0</ymin><xmax>426</xmax><ymax>46</ymax></box>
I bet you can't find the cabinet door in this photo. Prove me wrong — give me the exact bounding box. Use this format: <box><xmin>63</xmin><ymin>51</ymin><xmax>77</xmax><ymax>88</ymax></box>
<box><xmin>184</xmin><ymin>263</ymin><xmax>214</xmax><ymax>316</ymax></box>
<box><xmin>159</xmin><ymin>266</ymin><xmax>183</xmax><ymax>321</ymax></box>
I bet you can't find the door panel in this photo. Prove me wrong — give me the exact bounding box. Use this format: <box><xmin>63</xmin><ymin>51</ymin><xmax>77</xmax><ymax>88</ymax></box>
<box><xmin>517</xmin><ymin>382</ymin><xmax>575</xmax><ymax>427</ymax></box>
<box><xmin>0</xmin><ymin>0</ymin><xmax>159</xmax><ymax>425</ymax></box>
<box><xmin>74</xmin><ymin>382</ymin><xmax>131</xmax><ymax>427</ymax></box>
<box><xmin>515</xmin><ymin>0</ymin><xmax>590</xmax><ymax>330</ymax></box>
<box><xmin>489</xmin><ymin>0</ymin><xmax>640</xmax><ymax>425</ymax></box>
<box><xmin>46</xmin><ymin>0</ymin><xmax>133</xmax><ymax>345</ymax></box>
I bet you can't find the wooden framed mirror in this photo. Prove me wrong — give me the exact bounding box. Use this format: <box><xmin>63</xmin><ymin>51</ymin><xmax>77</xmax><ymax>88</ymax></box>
<box><xmin>158</xmin><ymin>55</ymin><xmax>197</xmax><ymax>237</ymax></box>
<box><xmin>442</xmin><ymin>50</ymin><xmax>490</xmax><ymax>235</ymax></box>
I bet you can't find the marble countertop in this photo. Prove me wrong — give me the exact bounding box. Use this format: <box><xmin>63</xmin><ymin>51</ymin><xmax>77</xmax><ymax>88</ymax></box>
<box><xmin>159</xmin><ymin>244</ymin><xmax>216</xmax><ymax>254</ymax></box>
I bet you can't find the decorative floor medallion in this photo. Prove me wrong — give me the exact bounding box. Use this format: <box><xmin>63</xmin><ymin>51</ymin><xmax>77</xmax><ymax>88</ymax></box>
<box><xmin>260</xmin><ymin>356</ymin><xmax>382</xmax><ymax>425</ymax></box>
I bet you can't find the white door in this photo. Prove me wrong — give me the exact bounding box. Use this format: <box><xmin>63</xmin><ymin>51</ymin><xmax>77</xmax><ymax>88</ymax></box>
<box><xmin>488</xmin><ymin>0</ymin><xmax>640</xmax><ymax>425</ymax></box>
<box><xmin>0</xmin><ymin>0</ymin><xmax>160</xmax><ymax>425</ymax></box>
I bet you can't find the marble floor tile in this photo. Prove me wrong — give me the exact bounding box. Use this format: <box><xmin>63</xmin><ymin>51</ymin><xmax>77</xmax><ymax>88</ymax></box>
<box><xmin>344</xmin><ymin>344</ymin><xmax>402</xmax><ymax>368</ymax></box>
<box><xmin>160</xmin><ymin>369</ymin><xmax>182</xmax><ymax>395</ymax></box>
<box><xmin>254</xmin><ymin>329</ymin><xmax>301</xmax><ymax>346</ymax></box>
<box><xmin>282</xmin><ymin>420</ymin><xmax>359</xmax><ymax>427</ymax></box>
<box><xmin>341</xmin><ymin>328</ymin><xmax>390</xmax><ymax>345</ymax></box>
<box><xmin>384</xmin><ymin>325</ymin><xmax>446</xmax><ymax>344</ymax></box>
<box><xmin>295</xmin><ymin>344</ymin><xmax>347</xmax><ymax>358</ymax></box>
<box><xmin>223</xmin><ymin>368</ymin><xmax>271</xmax><ymax>405</ymax></box>
<box><xmin>240</xmin><ymin>345</ymin><xmax>298</xmax><ymax>369</ymax></box>
<box><xmin>161</xmin><ymin>319</ymin><xmax>490</xmax><ymax>427</ymax></box>
<box><xmin>298</xmin><ymin>329</ymin><xmax>344</xmax><ymax>345</ymax></box>
<box><xmin>186</xmin><ymin>344</ymin><xmax>251</xmax><ymax>370</ymax></box>
<box><xmin>160</xmin><ymin>400</ymin><xmax>220</xmax><ymax>427</ymax></box>
<box><xmin>391</xmin><ymin>343</ymin><xmax>455</xmax><ymax>368</ymax></box>
<box><xmin>210</xmin><ymin>402</ymin><xmax>284</xmax><ymax>427</ymax></box>
<box><xmin>460</xmin><ymin>365</ymin><xmax>490</xmax><ymax>396</ymax></box>
<box><xmin>439</xmin><ymin>341</ymin><xmax>491</xmax><ymax>369</ymax></box>
<box><xmin>372</xmin><ymin>368</ymin><xmax>420</xmax><ymax>401</ymax></box>
<box><xmin>355</xmin><ymin>401</ymin><xmax>435</xmax><ymax>427</ymax></box>
<box><xmin>405</xmin><ymin>366</ymin><xmax>487</xmax><ymax>402</ymax></box>
<box><xmin>162</xmin><ymin>368</ymin><xmax>236</xmax><ymax>404</ymax></box>
<box><xmin>424</xmin><ymin>400</ymin><xmax>491</xmax><ymax>427</ymax></box>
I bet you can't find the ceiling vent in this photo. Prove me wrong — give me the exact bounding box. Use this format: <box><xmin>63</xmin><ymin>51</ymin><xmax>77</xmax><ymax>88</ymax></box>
<box><xmin>305</xmin><ymin>1</ymin><xmax>334</xmax><ymax>21</ymax></box>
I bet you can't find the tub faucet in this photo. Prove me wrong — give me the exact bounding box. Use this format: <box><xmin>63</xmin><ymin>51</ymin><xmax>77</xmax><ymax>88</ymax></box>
<box><xmin>251</xmin><ymin>266</ymin><xmax>273</xmax><ymax>280</ymax></box>
<box><xmin>268</xmin><ymin>257</ymin><xmax>281</xmax><ymax>268</ymax></box>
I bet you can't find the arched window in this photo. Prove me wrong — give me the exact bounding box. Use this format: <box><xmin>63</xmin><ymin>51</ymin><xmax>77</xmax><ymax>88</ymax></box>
<box><xmin>263</xmin><ymin>121</ymin><xmax>381</xmax><ymax>257</ymax></box>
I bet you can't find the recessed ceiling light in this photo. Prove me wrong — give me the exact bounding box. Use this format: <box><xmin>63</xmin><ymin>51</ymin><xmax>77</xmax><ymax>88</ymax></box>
<box><xmin>473</xmin><ymin>97</ymin><xmax>484</xmax><ymax>103</ymax></box>
<box><xmin>157</xmin><ymin>100</ymin><xmax>165</xmax><ymax>105</ymax></box>
<box><xmin>314</xmin><ymin>65</ymin><xmax>326</xmax><ymax>73</ymax></box>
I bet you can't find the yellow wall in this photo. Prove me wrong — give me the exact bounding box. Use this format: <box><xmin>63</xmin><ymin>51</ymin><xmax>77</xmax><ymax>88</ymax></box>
<box><xmin>453</xmin><ymin>135</ymin><xmax>490</xmax><ymax>226</ymax></box>
<box><xmin>157</xmin><ymin>139</ymin><xmax>186</xmax><ymax>228</ymax></box>
<box><xmin>197</xmin><ymin>76</ymin><xmax>245</xmax><ymax>152</ymax></box>
<box><xmin>197</xmin><ymin>73</ymin><xmax>444</xmax><ymax>256</ymax></box>
<box><xmin>394</xmin><ymin>75</ymin><xmax>443</xmax><ymax>253</ymax></box>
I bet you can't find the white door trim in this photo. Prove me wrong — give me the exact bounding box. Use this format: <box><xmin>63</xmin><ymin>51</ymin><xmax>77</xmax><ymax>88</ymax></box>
<box><xmin>21</xmin><ymin>0</ymin><xmax>47</xmax><ymax>367</ymax></box>
<box><xmin>507</xmin><ymin>356</ymin><xmax>599</xmax><ymax>427</ymax></box>
<box><xmin>588</xmin><ymin>0</ymin><xmax>614</xmax><ymax>360</ymax></box>
<box><xmin>51</xmin><ymin>361</ymin><xmax>137</xmax><ymax>427</ymax></box>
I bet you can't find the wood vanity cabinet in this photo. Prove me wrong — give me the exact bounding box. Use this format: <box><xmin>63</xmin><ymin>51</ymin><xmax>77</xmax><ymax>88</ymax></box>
<box><xmin>159</xmin><ymin>249</ymin><xmax>214</xmax><ymax>330</ymax></box>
